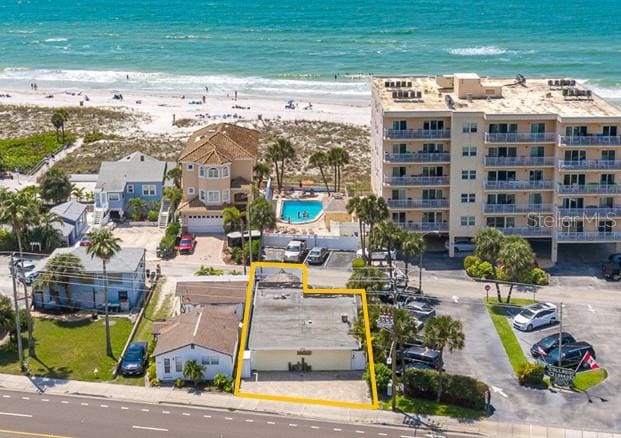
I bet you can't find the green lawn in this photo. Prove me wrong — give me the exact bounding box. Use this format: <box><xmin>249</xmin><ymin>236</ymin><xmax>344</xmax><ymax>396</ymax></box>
<box><xmin>485</xmin><ymin>298</ymin><xmax>536</xmax><ymax>374</ymax></box>
<box><xmin>0</xmin><ymin>317</ymin><xmax>132</xmax><ymax>381</ymax></box>
<box><xmin>573</xmin><ymin>368</ymin><xmax>608</xmax><ymax>392</ymax></box>
<box><xmin>0</xmin><ymin>131</ymin><xmax>75</xmax><ymax>173</ymax></box>
<box><xmin>380</xmin><ymin>396</ymin><xmax>485</xmax><ymax>420</ymax></box>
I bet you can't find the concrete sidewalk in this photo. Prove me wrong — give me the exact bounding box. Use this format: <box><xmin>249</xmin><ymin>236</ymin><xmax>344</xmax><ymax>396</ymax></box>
<box><xmin>0</xmin><ymin>373</ymin><xmax>618</xmax><ymax>437</ymax></box>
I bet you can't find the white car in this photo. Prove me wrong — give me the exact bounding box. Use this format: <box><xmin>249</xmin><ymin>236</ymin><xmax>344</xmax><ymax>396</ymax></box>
<box><xmin>283</xmin><ymin>239</ymin><xmax>307</xmax><ymax>263</ymax></box>
<box><xmin>513</xmin><ymin>302</ymin><xmax>558</xmax><ymax>331</ymax></box>
<box><xmin>356</xmin><ymin>248</ymin><xmax>397</xmax><ymax>261</ymax></box>
<box><xmin>445</xmin><ymin>240</ymin><xmax>476</xmax><ymax>253</ymax></box>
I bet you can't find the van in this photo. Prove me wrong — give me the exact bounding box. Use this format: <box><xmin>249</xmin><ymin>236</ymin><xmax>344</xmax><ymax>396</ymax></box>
<box><xmin>402</xmin><ymin>345</ymin><xmax>442</xmax><ymax>369</ymax></box>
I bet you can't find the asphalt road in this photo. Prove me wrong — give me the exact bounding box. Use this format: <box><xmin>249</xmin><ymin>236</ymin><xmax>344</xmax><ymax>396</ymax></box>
<box><xmin>0</xmin><ymin>390</ymin><xmax>469</xmax><ymax>438</ymax></box>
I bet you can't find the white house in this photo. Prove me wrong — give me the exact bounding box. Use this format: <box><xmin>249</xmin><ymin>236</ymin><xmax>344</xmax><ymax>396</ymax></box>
<box><xmin>174</xmin><ymin>275</ymin><xmax>248</xmax><ymax>318</ymax></box>
<box><xmin>152</xmin><ymin>305</ymin><xmax>239</xmax><ymax>382</ymax></box>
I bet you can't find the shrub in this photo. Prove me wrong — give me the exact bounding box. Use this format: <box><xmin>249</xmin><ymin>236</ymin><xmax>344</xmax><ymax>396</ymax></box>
<box><xmin>0</xmin><ymin>228</ymin><xmax>17</xmax><ymax>251</ymax></box>
<box><xmin>147</xmin><ymin>210</ymin><xmax>159</xmax><ymax>222</ymax></box>
<box><xmin>364</xmin><ymin>363</ymin><xmax>392</xmax><ymax>394</ymax></box>
<box><xmin>463</xmin><ymin>255</ymin><xmax>480</xmax><ymax>271</ymax></box>
<box><xmin>517</xmin><ymin>362</ymin><xmax>545</xmax><ymax>386</ymax></box>
<box><xmin>352</xmin><ymin>257</ymin><xmax>366</xmax><ymax>269</ymax></box>
<box><xmin>529</xmin><ymin>268</ymin><xmax>548</xmax><ymax>286</ymax></box>
<box><xmin>174</xmin><ymin>378</ymin><xmax>184</xmax><ymax>389</ymax></box>
<box><xmin>404</xmin><ymin>369</ymin><xmax>488</xmax><ymax>410</ymax></box>
<box><xmin>147</xmin><ymin>361</ymin><xmax>158</xmax><ymax>385</ymax></box>
<box><xmin>465</xmin><ymin>259</ymin><xmax>494</xmax><ymax>279</ymax></box>
<box><xmin>83</xmin><ymin>131</ymin><xmax>105</xmax><ymax>143</ymax></box>
<box><xmin>229</xmin><ymin>246</ymin><xmax>244</xmax><ymax>264</ymax></box>
<box><xmin>166</xmin><ymin>221</ymin><xmax>180</xmax><ymax>238</ymax></box>
<box><xmin>212</xmin><ymin>373</ymin><xmax>233</xmax><ymax>392</ymax></box>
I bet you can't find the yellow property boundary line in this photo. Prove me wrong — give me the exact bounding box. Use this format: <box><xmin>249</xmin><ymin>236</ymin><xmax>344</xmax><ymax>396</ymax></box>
<box><xmin>233</xmin><ymin>261</ymin><xmax>379</xmax><ymax>410</ymax></box>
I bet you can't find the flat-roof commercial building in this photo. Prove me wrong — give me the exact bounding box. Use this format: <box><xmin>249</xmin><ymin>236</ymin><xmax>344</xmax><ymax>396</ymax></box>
<box><xmin>371</xmin><ymin>73</ymin><xmax>621</xmax><ymax>262</ymax></box>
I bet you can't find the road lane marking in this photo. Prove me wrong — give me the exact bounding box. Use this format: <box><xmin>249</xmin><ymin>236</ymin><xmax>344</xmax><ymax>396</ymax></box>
<box><xmin>588</xmin><ymin>304</ymin><xmax>595</xmax><ymax>312</ymax></box>
<box><xmin>0</xmin><ymin>412</ymin><xmax>33</xmax><ymax>418</ymax></box>
<box><xmin>100</xmin><ymin>404</ymin><xmax>108</xmax><ymax>408</ymax></box>
<box><xmin>162</xmin><ymin>410</ymin><xmax>170</xmax><ymax>414</ymax></box>
<box><xmin>60</xmin><ymin>401</ymin><xmax>69</xmax><ymax>404</ymax></box>
<box><xmin>0</xmin><ymin>429</ymin><xmax>72</xmax><ymax>438</ymax></box>
<box><xmin>41</xmin><ymin>399</ymin><xmax>49</xmax><ymax>402</ymax></box>
<box><xmin>401</xmin><ymin>435</ymin><xmax>416</xmax><ymax>438</ymax></box>
<box><xmin>121</xmin><ymin>406</ymin><xmax>129</xmax><ymax>410</ymax></box>
<box><xmin>267</xmin><ymin>421</ymin><xmax>275</xmax><ymax>425</ymax></box>
<box><xmin>378</xmin><ymin>434</ymin><xmax>387</xmax><ymax>436</ymax></box>
<box><xmin>1</xmin><ymin>395</ymin><xmax>10</xmax><ymax>398</ymax></box>
<box><xmin>80</xmin><ymin>402</ymin><xmax>88</xmax><ymax>406</ymax></box>
<box><xmin>225</xmin><ymin>417</ymin><xmax>233</xmax><ymax>420</ymax></box>
<box><xmin>182</xmin><ymin>412</ymin><xmax>190</xmax><ymax>416</ymax></box>
<box><xmin>21</xmin><ymin>397</ymin><xmax>30</xmax><ymax>400</ymax></box>
<box><xmin>355</xmin><ymin>431</ymin><xmax>365</xmax><ymax>434</ymax></box>
<box><xmin>311</xmin><ymin>426</ymin><xmax>320</xmax><ymax>429</ymax></box>
<box><xmin>333</xmin><ymin>428</ymin><xmax>342</xmax><ymax>431</ymax></box>
<box><xmin>203</xmin><ymin>414</ymin><xmax>211</xmax><ymax>418</ymax></box>
<box><xmin>132</xmin><ymin>425</ymin><xmax>168</xmax><ymax>432</ymax></box>
<box><xmin>141</xmin><ymin>408</ymin><xmax>150</xmax><ymax>412</ymax></box>
<box><xmin>245</xmin><ymin>419</ymin><xmax>254</xmax><ymax>422</ymax></box>
<box><xmin>289</xmin><ymin>424</ymin><xmax>297</xmax><ymax>427</ymax></box>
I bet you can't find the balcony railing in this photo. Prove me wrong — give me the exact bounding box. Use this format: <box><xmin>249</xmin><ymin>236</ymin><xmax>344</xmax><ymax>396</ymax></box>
<box><xmin>388</xmin><ymin>199</ymin><xmax>449</xmax><ymax>209</ymax></box>
<box><xmin>483</xmin><ymin>203</ymin><xmax>553</xmax><ymax>214</ymax></box>
<box><xmin>556</xmin><ymin>184</ymin><xmax>621</xmax><ymax>195</ymax></box>
<box><xmin>484</xmin><ymin>156</ymin><xmax>555</xmax><ymax>167</ymax></box>
<box><xmin>497</xmin><ymin>227</ymin><xmax>553</xmax><ymax>237</ymax></box>
<box><xmin>394</xmin><ymin>221</ymin><xmax>449</xmax><ymax>232</ymax></box>
<box><xmin>559</xmin><ymin>135</ymin><xmax>621</xmax><ymax>146</ymax></box>
<box><xmin>485</xmin><ymin>132</ymin><xmax>556</xmax><ymax>143</ymax></box>
<box><xmin>557</xmin><ymin>160</ymin><xmax>621</xmax><ymax>170</ymax></box>
<box><xmin>385</xmin><ymin>176</ymin><xmax>450</xmax><ymax>186</ymax></box>
<box><xmin>556</xmin><ymin>231</ymin><xmax>621</xmax><ymax>242</ymax></box>
<box><xmin>555</xmin><ymin>207</ymin><xmax>621</xmax><ymax>217</ymax></box>
<box><xmin>484</xmin><ymin>180</ymin><xmax>553</xmax><ymax>191</ymax></box>
<box><xmin>384</xmin><ymin>152</ymin><xmax>450</xmax><ymax>163</ymax></box>
<box><xmin>384</xmin><ymin>128</ymin><xmax>451</xmax><ymax>140</ymax></box>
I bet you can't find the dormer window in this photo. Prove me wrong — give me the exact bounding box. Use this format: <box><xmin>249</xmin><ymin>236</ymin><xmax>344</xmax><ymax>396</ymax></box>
<box><xmin>222</xmin><ymin>166</ymin><xmax>229</xmax><ymax>177</ymax></box>
<box><xmin>207</xmin><ymin>167</ymin><xmax>219</xmax><ymax>178</ymax></box>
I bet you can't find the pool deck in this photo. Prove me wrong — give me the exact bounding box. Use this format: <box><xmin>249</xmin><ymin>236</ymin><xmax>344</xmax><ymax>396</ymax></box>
<box><xmin>274</xmin><ymin>193</ymin><xmax>330</xmax><ymax>233</ymax></box>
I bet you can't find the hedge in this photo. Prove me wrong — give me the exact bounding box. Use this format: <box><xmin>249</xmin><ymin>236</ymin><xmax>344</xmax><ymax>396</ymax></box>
<box><xmin>364</xmin><ymin>363</ymin><xmax>392</xmax><ymax>394</ymax></box>
<box><xmin>404</xmin><ymin>369</ymin><xmax>488</xmax><ymax>410</ymax></box>
<box><xmin>517</xmin><ymin>362</ymin><xmax>545</xmax><ymax>386</ymax></box>
<box><xmin>464</xmin><ymin>255</ymin><xmax>548</xmax><ymax>285</ymax></box>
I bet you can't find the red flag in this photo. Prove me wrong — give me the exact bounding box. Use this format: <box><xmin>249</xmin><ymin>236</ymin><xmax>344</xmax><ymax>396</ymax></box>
<box><xmin>583</xmin><ymin>351</ymin><xmax>599</xmax><ymax>370</ymax></box>
<box><xmin>537</xmin><ymin>346</ymin><xmax>547</xmax><ymax>356</ymax></box>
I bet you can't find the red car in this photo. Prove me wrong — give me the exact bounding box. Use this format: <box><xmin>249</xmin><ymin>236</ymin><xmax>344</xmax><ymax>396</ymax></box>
<box><xmin>178</xmin><ymin>233</ymin><xmax>196</xmax><ymax>254</ymax></box>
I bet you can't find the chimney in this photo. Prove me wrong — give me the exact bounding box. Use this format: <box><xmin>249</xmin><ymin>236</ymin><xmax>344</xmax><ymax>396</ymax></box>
<box><xmin>140</xmin><ymin>155</ymin><xmax>144</xmax><ymax>162</ymax></box>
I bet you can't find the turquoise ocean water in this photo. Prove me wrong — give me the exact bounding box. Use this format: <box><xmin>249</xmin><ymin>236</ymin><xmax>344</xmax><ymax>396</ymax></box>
<box><xmin>1</xmin><ymin>0</ymin><xmax>620</xmax><ymax>101</ymax></box>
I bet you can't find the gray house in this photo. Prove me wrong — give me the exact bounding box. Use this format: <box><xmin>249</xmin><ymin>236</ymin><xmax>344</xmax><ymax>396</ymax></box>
<box><xmin>50</xmin><ymin>200</ymin><xmax>88</xmax><ymax>246</ymax></box>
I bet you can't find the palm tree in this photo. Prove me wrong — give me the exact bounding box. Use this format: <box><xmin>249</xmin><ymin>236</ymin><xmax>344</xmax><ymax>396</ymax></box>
<box><xmin>249</xmin><ymin>197</ymin><xmax>276</xmax><ymax>261</ymax></box>
<box><xmin>474</xmin><ymin>227</ymin><xmax>506</xmax><ymax>302</ymax></box>
<box><xmin>359</xmin><ymin>196</ymin><xmax>389</xmax><ymax>265</ymax></box>
<box><xmin>423</xmin><ymin>315</ymin><xmax>465</xmax><ymax>402</ymax></box>
<box><xmin>401</xmin><ymin>232</ymin><xmax>425</xmax><ymax>283</ymax></box>
<box><xmin>166</xmin><ymin>166</ymin><xmax>182</xmax><ymax>189</ymax></box>
<box><xmin>499</xmin><ymin>236</ymin><xmax>534</xmax><ymax>303</ymax></box>
<box><xmin>392</xmin><ymin>308</ymin><xmax>419</xmax><ymax>395</ymax></box>
<box><xmin>0</xmin><ymin>188</ymin><xmax>41</xmax><ymax>356</ymax></box>
<box><xmin>128</xmin><ymin>198</ymin><xmax>147</xmax><ymax>221</ymax></box>
<box><xmin>327</xmin><ymin>147</ymin><xmax>349</xmax><ymax>192</ymax></box>
<box><xmin>346</xmin><ymin>196</ymin><xmax>366</xmax><ymax>260</ymax></box>
<box><xmin>40</xmin><ymin>168</ymin><xmax>72</xmax><ymax>205</ymax></box>
<box><xmin>346</xmin><ymin>265</ymin><xmax>386</xmax><ymax>293</ymax></box>
<box><xmin>163</xmin><ymin>186</ymin><xmax>182</xmax><ymax>210</ymax></box>
<box><xmin>223</xmin><ymin>207</ymin><xmax>246</xmax><ymax>272</ymax></box>
<box><xmin>183</xmin><ymin>359</ymin><xmax>205</xmax><ymax>387</ymax></box>
<box><xmin>86</xmin><ymin>228</ymin><xmax>121</xmax><ymax>357</ymax></box>
<box><xmin>308</xmin><ymin>151</ymin><xmax>331</xmax><ymax>193</ymax></box>
<box><xmin>266</xmin><ymin>138</ymin><xmax>295</xmax><ymax>192</ymax></box>
<box><xmin>51</xmin><ymin>109</ymin><xmax>69</xmax><ymax>143</ymax></box>
<box><xmin>37</xmin><ymin>253</ymin><xmax>84</xmax><ymax>310</ymax></box>
<box><xmin>71</xmin><ymin>184</ymin><xmax>86</xmax><ymax>202</ymax></box>
<box><xmin>35</xmin><ymin>211</ymin><xmax>63</xmax><ymax>251</ymax></box>
<box><xmin>253</xmin><ymin>162</ymin><xmax>271</xmax><ymax>190</ymax></box>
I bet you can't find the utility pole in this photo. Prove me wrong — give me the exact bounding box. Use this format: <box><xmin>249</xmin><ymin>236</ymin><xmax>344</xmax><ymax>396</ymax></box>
<box><xmin>558</xmin><ymin>302</ymin><xmax>563</xmax><ymax>367</ymax></box>
<box><xmin>20</xmin><ymin>259</ymin><xmax>35</xmax><ymax>357</ymax></box>
<box><xmin>9</xmin><ymin>254</ymin><xmax>24</xmax><ymax>367</ymax></box>
<box><xmin>389</xmin><ymin>254</ymin><xmax>398</xmax><ymax>411</ymax></box>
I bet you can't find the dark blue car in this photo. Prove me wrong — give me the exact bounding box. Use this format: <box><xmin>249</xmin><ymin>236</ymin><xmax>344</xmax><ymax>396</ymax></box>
<box><xmin>120</xmin><ymin>342</ymin><xmax>147</xmax><ymax>376</ymax></box>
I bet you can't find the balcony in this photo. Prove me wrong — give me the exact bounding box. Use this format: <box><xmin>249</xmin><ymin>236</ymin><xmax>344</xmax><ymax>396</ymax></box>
<box><xmin>483</xmin><ymin>203</ymin><xmax>553</xmax><ymax>214</ymax></box>
<box><xmin>557</xmin><ymin>160</ymin><xmax>621</xmax><ymax>170</ymax></box>
<box><xmin>555</xmin><ymin>207</ymin><xmax>621</xmax><ymax>218</ymax></box>
<box><xmin>394</xmin><ymin>221</ymin><xmax>449</xmax><ymax>232</ymax></box>
<box><xmin>556</xmin><ymin>184</ymin><xmax>621</xmax><ymax>195</ymax></box>
<box><xmin>559</xmin><ymin>135</ymin><xmax>621</xmax><ymax>147</ymax></box>
<box><xmin>384</xmin><ymin>129</ymin><xmax>451</xmax><ymax>140</ymax></box>
<box><xmin>385</xmin><ymin>152</ymin><xmax>451</xmax><ymax>163</ymax></box>
<box><xmin>497</xmin><ymin>227</ymin><xmax>553</xmax><ymax>237</ymax></box>
<box><xmin>385</xmin><ymin>176</ymin><xmax>450</xmax><ymax>186</ymax></box>
<box><xmin>556</xmin><ymin>231</ymin><xmax>621</xmax><ymax>242</ymax></box>
<box><xmin>388</xmin><ymin>199</ymin><xmax>449</xmax><ymax>209</ymax></box>
<box><xmin>484</xmin><ymin>180</ymin><xmax>554</xmax><ymax>191</ymax></box>
<box><xmin>485</xmin><ymin>132</ymin><xmax>556</xmax><ymax>143</ymax></box>
<box><xmin>484</xmin><ymin>156</ymin><xmax>555</xmax><ymax>167</ymax></box>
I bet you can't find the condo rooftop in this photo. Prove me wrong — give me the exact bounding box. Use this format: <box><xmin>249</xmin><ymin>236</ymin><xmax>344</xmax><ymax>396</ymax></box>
<box><xmin>373</xmin><ymin>73</ymin><xmax>621</xmax><ymax>118</ymax></box>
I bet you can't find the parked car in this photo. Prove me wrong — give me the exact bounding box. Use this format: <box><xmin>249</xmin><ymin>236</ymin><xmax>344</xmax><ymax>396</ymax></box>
<box><xmin>19</xmin><ymin>269</ymin><xmax>39</xmax><ymax>285</ymax></box>
<box><xmin>356</xmin><ymin>248</ymin><xmax>397</xmax><ymax>262</ymax></box>
<box><xmin>530</xmin><ymin>332</ymin><xmax>576</xmax><ymax>358</ymax></box>
<box><xmin>539</xmin><ymin>341</ymin><xmax>596</xmax><ymax>370</ymax></box>
<box><xmin>10</xmin><ymin>258</ymin><xmax>36</xmax><ymax>273</ymax></box>
<box><xmin>120</xmin><ymin>341</ymin><xmax>148</xmax><ymax>376</ymax></box>
<box><xmin>402</xmin><ymin>345</ymin><xmax>442</xmax><ymax>369</ymax></box>
<box><xmin>602</xmin><ymin>253</ymin><xmax>621</xmax><ymax>281</ymax></box>
<box><xmin>306</xmin><ymin>247</ymin><xmax>329</xmax><ymax>265</ymax></box>
<box><xmin>178</xmin><ymin>233</ymin><xmax>196</xmax><ymax>254</ymax></box>
<box><xmin>79</xmin><ymin>235</ymin><xmax>93</xmax><ymax>247</ymax></box>
<box><xmin>513</xmin><ymin>302</ymin><xmax>558</xmax><ymax>331</ymax></box>
<box><xmin>445</xmin><ymin>239</ymin><xmax>476</xmax><ymax>253</ymax></box>
<box><xmin>399</xmin><ymin>298</ymin><xmax>436</xmax><ymax>320</ymax></box>
<box><xmin>284</xmin><ymin>239</ymin><xmax>307</xmax><ymax>262</ymax></box>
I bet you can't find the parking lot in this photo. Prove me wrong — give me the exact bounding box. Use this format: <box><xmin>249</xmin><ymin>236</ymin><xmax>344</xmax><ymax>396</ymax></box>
<box><xmin>262</xmin><ymin>246</ymin><xmax>357</xmax><ymax>271</ymax></box>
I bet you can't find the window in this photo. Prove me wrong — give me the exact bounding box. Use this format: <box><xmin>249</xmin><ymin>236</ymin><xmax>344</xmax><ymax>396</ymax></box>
<box><xmin>603</xmin><ymin>126</ymin><xmax>618</xmax><ymax>136</ymax></box>
<box><xmin>462</xmin><ymin>122</ymin><xmax>478</xmax><ymax>133</ymax></box>
<box><xmin>142</xmin><ymin>185</ymin><xmax>156</xmax><ymax>196</ymax></box>
<box><xmin>175</xmin><ymin>357</ymin><xmax>183</xmax><ymax>373</ymax></box>
<box><xmin>392</xmin><ymin>120</ymin><xmax>407</xmax><ymax>130</ymax></box>
<box><xmin>108</xmin><ymin>193</ymin><xmax>120</xmax><ymax>201</ymax></box>
<box><xmin>164</xmin><ymin>358</ymin><xmax>170</xmax><ymax>374</ymax></box>
<box><xmin>529</xmin><ymin>146</ymin><xmax>545</xmax><ymax>157</ymax></box>
<box><xmin>202</xmin><ymin>355</ymin><xmax>220</xmax><ymax>365</ymax></box>
<box><xmin>565</xmin><ymin>126</ymin><xmax>587</xmax><ymax>137</ymax></box>
<box><xmin>118</xmin><ymin>291</ymin><xmax>128</xmax><ymax>303</ymax></box>
<box><xmin>489</xmin><ymin>123</ymin><xmax>518</xmax><ymax>134</ymax></box>
<box><xmin>207</xmin><ymin>167</ymin><xmax>219</xmax><ymax>178</ymax></box>
<box><xmin>126</xmin><ymin>184</ymin><xmax>134</xmax><ymax>194</ymax></box>
<box><xmin>422</xmin><ymin>143</ymin><xmax>443</xmax><ymax>153</ymax></box>
<box><xmin>531</xmin><ymin>123</ymin><xmax>545</xmax><ymax>134</ymax></box>
<box><xmin>423</xmin><ymin>120</ymin><xmax>444</xmax><ymax>130</ymax></box>
<box><xmin>222</xmin><ymin>190</ymin><xmax>229</xmax><ymax>202</ymax></box>
<box><xmin>392</xmin><ymin>143</ymin><xmax>407</xmax><ymax>154</ymax></box>
<box><xmin>187</xmin><ymin>187</ymin><xmax>195</xmax><ymax>195</ymax></box>
<box><xmin>199</xmin><ymin>166</ymin><xmax>206</xmax><ymax>178</ymax></box>
<box><xmin>602</xmin><ymin>150</ymin><xmax>616</xmax><ymax>161</ymax></box>
<box><xmin>462</xmin><ymin>146</ymin><xmax>477</xmax><ymax>157</ymax></box>
<box><xmin>488</xmin><ymin>147</ymin><xmax>517</xmax><ymax>157</ymax></box>
<box><xmin>186</xmin><ymin>163</ymin><xmax>194</xmax><ymax>171</ymax></box>
<box><xmin>199</xmin><ymin>190</ymin><xmax>206</xmax><ymax>202</ymax></box>
<box><xmin>460</xmin><ymin>193</ymin><xmax>476</xmax><ymax>203</ymax></box>
<box><xmin>208</xmin><ymin>191</ymin><xmax>220</xmax><ymax>203</ymax></box>
<box><xmin>461</xmin><ymin>170</ymin><xmax>476</xmax><ymax>180</ymax></box>
<box><xmin>222</xmin><ymin>166</ymin><xmax>229</xmax><ymax>177</ymax></box>
<box><xmin>487</xmin><ymin>217</ymin><xmax>515</xmax><ymax>227</ymax></box>
<box><xmin>460</xmin><ymin>216</ymin><xmax>475</xmax><ymax>226</ymax></box>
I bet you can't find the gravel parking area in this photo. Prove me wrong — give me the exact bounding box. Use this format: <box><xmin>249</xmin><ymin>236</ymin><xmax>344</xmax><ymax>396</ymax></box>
<box><xmin>112</xmin><ymin>225</ymin><xmax>164</xmax><ymax>261</ymax></box>
<box><xmin>241</xmin><ymin>371</ymin><xmax>371</xmax><ymax>404</ymax></box>
<box><xmin>263</xmin><ymin>247</ymin><xmax>284</xmax><ymax>262</ymax></box>
<box><xmin>323</xmin><ymin>251</ymin><xmax>356</xmax><ymax>271</ymax></box>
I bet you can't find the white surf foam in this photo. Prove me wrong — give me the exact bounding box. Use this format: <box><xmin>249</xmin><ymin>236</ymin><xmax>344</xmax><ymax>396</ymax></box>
<box><xmin>448</xmin><ymin>46</ymin><xmax>507</xmax><ymax>56</ymax></box>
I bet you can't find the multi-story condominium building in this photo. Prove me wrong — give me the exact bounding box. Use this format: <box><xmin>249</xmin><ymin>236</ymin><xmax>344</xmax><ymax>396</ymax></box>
<box><xmin>371</xmin><ymin>73</ymin><xmax>621</xmax><ymax>262</ymax></box>
<box><xmin>178</xmin><ymin>123</ymin><xmax>259</xmax><ymax>233</ymax></box>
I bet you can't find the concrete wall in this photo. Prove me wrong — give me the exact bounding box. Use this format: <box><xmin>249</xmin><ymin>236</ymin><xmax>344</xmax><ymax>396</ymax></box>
<box><xmin>155</xmin><ymin>345</ymin><xmax>234</xmax><ymax>381</ymax></box>
<box><xmin>252</xmin><ymin>349</ymin><xmax>353</xmax><ymax>371</ymax></box>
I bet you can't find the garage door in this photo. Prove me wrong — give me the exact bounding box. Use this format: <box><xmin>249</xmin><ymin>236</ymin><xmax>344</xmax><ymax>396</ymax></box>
<box><xmin>187</xmin><ymin>214</ymin><xmax>224</xmax><ymax>233</ymax></box>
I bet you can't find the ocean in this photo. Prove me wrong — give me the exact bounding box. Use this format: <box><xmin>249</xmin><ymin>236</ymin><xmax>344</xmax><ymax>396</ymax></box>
<box><xmin>1</xmin><ymin>0</ymin><xmax>621</xmax><ymax>102</ymax></box>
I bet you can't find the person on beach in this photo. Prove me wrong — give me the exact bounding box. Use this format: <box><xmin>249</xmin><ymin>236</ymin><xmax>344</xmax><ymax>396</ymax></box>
<box><xmin>234</xmin><ymin>90</ymin><xmax>237</xmax><ymax>100</ymax></box>
<box><xmin>202</xmin><ymin>95</ymin><xmax>206</xmax><ymax>104</ymax></box>
<box><xmin>205</xmin><ymin>86</ymin><xmax>208</xmax><ymax>93</ymax></box>
<box><xmin>34</xmin><ymin>83</ymin><xmax>38</xmax><ymax>91</ymax></box>
<box><xmin>126</xmin><ymin>74</ymin><xmax>130</xmax><ymax>80</ymax></box>
<box><xmin>172</xmin><ymin>113</ymin><xmax>176</xmax><ymax>125</ymax></box>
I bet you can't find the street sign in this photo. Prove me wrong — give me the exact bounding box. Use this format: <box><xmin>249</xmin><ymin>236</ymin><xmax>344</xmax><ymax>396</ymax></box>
<box><xmin>547</xmin><ymin>366</ymin><xmax>576</xmax><ymax>387</ymax></box>
<box><xmin>485</xmin><ymin>284</ymin><xmax>491</xmax><ymax>291</ymax></box>
<box><xmin>377</xmin><ymin>314</ymin><xmax>393</xmax><ymax>330</ymax></box>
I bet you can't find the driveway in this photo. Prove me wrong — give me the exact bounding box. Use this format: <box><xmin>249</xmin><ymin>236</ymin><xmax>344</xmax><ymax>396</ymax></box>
<box><xmin>240</xmin><ymin>371</ymin><xmax>371</xmax><ymax>405</ymax></box>
<box><xmin>323</xmin><ymin>251</ymin><xmax>356</xmax><ymax>271</ymax></box>
<box><xmin>112</xmin><ymin>225</ymin><xmax>164</xmax><ymax>262</ymax></box>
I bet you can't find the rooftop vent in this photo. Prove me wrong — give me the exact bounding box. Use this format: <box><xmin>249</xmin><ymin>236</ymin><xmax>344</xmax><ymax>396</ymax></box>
<box><xmin>444</xmin><ymin>94</ymin><xmax>455</xmax><ymax>109</ymax></box>
<box><xmin>341</xmin><ymin>314</ymin><xmax>349</xmax><ymax>323</ymax></box>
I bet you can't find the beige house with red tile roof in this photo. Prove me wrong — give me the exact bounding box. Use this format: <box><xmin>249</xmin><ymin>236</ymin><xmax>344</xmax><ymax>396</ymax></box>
<box><xmin>178</xmin><ymin>123</ymin><xmax>259</xmax><ymax>233</ymax></box>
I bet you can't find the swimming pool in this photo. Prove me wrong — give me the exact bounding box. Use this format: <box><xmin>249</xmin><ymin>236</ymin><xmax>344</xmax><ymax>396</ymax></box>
<box><xmin>280</xmin><ymin>200</ymin><xmax>323</xmax><ymax>224</ymax></box>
